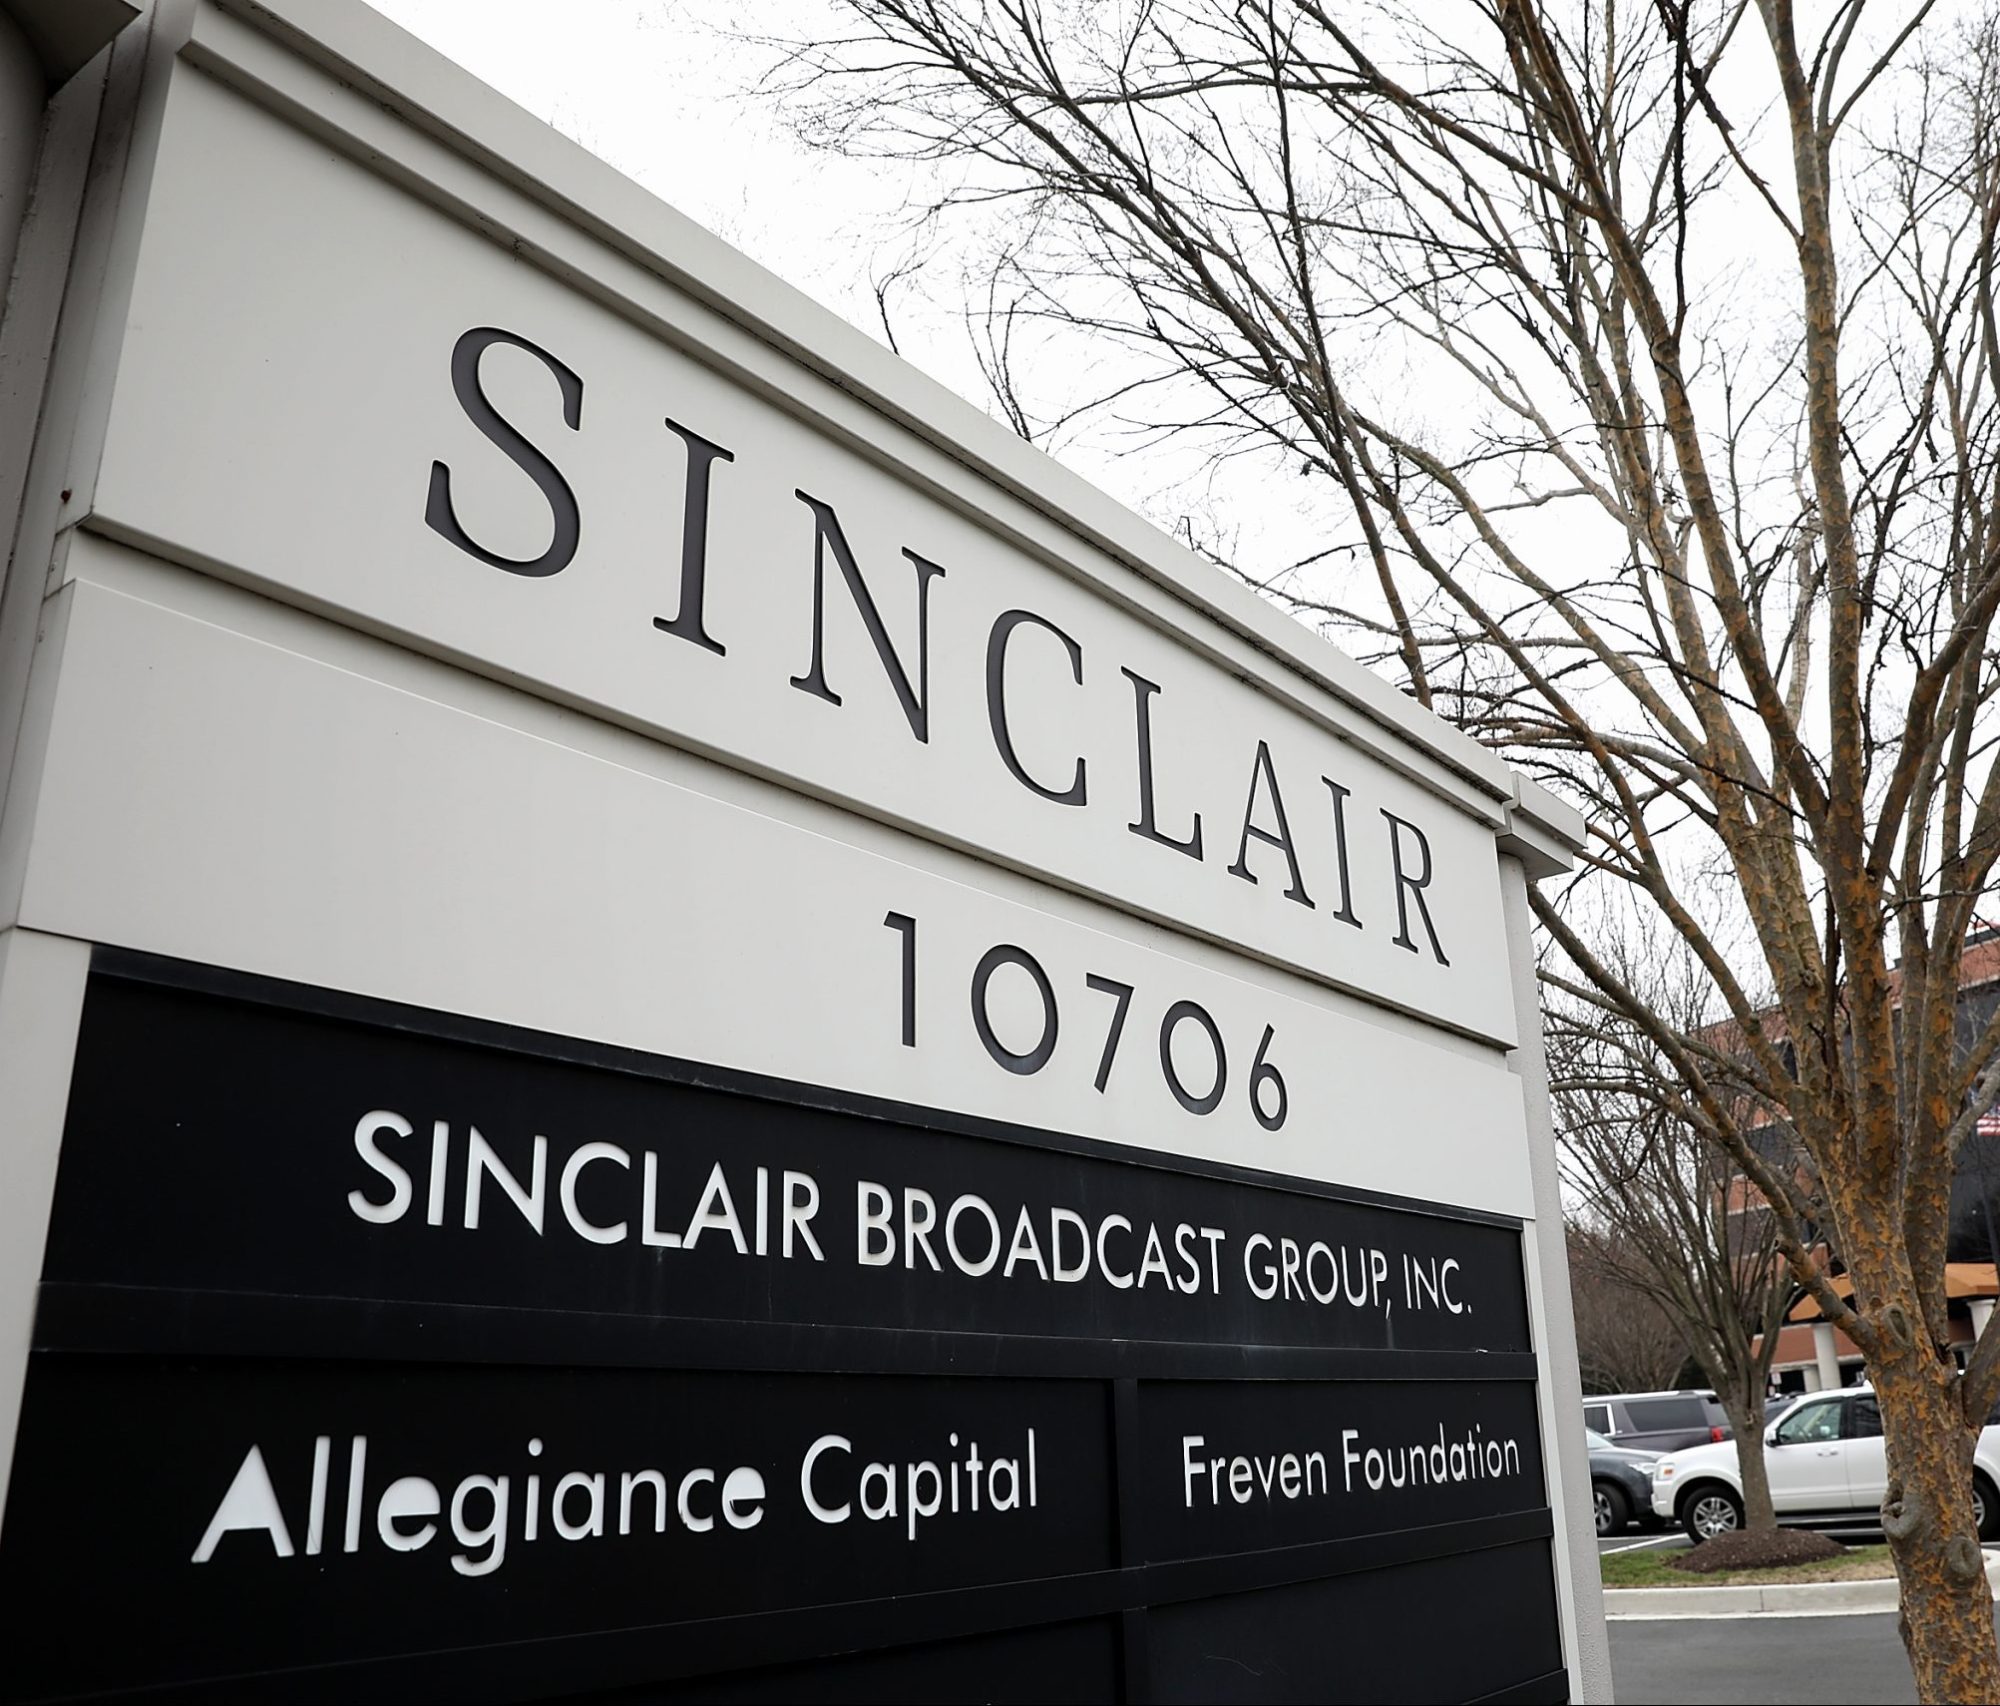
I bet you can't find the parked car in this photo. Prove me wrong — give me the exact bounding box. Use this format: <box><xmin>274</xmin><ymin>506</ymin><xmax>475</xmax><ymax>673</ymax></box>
<box><xmin>1650</xmin><ymin>1387</ymin><xmax>2000</xmax><ymax>1542</ymax></box>
<box><xmin>1586</xmin><ymin>1428</ymin><xmax>1661</xmax><ymax>1536</ymax></box>
<box><xmin>1581</xmin><ymin>1389</ymin><xmax>1731</xmax><ymax>1453</ymax></box>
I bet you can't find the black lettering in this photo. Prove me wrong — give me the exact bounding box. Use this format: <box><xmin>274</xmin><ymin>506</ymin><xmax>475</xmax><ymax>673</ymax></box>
<box><xmin>425</xmin><ymin>327</ymin><xmax>583</xmax><ymax>578</ymax></box>
<box><xmin>1122</xmin><ymin>668</ymin><xmax>1202</xmax><ymax>860</ymax></box>
<box><xmin>884</xmin><ymin>911</ymin><xmax>917</xmax><ymax>1047</ymax></box>
<box><xmin>789</xmin><ymin>492</ymin><xmax>945</xmax><ymax>743</ymax></box>
<box><xmin>654</xmin><ymin>418</ymin><xmax>733</xmax><ymax>654</ymax></box>
<box><xmin>971</xmin><ymin>945</ymin><xmax>1059</xmax><ymax>1075</ymax></box>
<box><xmin>1084</xmin><ymin>973</ymin><xmax>1133</xmax><ymax>1093</ymax></box>
<box><xmin>1227</xmin><ymin>740</ymin><xmax>1313</xmax><ymax>907</ymax></box>
<box><xmin>1159</xmin><ymin>1001</ymin><xmax>1227</xmax><ymax>1115</ymax></box>
<box><xmin>1323</xmin><ymin>779</ymin><xmax>1363</xmax><ymax>928</ymax></box>
<box><xmin>986</xmin><ymin>609</ymin><xmax>1086</xmax><ymax>804</ymax></box>
<box><xmin>1382</xmin><ymin>810</ymin><xmax>1449</xmax><ymax>963</ymax></box>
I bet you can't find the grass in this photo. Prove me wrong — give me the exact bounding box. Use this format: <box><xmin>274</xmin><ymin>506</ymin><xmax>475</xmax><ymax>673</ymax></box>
<box><xmin>1601</xmin><ymin>1542</ymin><xmax>1894</xmax><ymax>1589</ymax></box>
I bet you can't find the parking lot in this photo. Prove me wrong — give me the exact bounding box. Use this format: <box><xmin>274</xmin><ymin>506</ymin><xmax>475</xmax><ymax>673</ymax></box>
<box><xmin>1596</xmin><ymin>1511</ymin><xmax>1893</xmax><ymax>1560</ymax></box>
<box><xmin>1598</xmin><ymin>1529</ymin><xmax>1691</xmax><ymax>1560</ymax></box>
<box><xmin>1583</xmin><ymin>1383</ymin><xmax>1949</xmax><ymax>1700</ymax></box>
<box><xmin>1611</xmin><ymin>1609</ymin><xmax>1925</xmax><ymax>1704</ymax></box>
<box><xmin>1597</xmin><ymin>1524</ymin><xmax>1932</xmax><ymax>1704</ymax></box>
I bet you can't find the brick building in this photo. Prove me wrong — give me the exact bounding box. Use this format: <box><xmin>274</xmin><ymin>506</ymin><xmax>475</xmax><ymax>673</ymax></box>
<box><xmin>1733</xmin><ymin>925</ymin><xmax>2000</xmax><ymax>1393</ymax></box>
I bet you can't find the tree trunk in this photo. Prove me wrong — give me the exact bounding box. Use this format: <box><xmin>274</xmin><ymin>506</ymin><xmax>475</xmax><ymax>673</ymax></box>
<box><xmin>1866</xmin><ymin>1275</ymin><xmax>2000</xmax><ymax>1702</ymax></box>
<box><xmin>1716</xmin><ymin>1391</ymin><xmax>1778</xmax><ymax>1532</ymax></box>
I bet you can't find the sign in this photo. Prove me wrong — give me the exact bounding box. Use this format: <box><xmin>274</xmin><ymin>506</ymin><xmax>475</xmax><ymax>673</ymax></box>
<box><xmin>0</xmin><ymin>1</ymin><xmax>1595</xmax><ymax>1700</ymax></box>
<box><xmin>16</xmin><ymin>573</ymin><xmax>1539</xmax><ymax>1214</ymax></box>
<box><xmin>4</xmin><ymin>1359</ymin><xmax>1112</xmax><ymax>1699</ymax></box>
<box><xmin>4</xmin><ymin>1358</ymin><xmax>1557</xmax><ymax>1703</ymax></box>
<box><xmin>40</xmin><ymin>967</ymin><xmax>1532</xmax><ymax>1358</ymax></box>
<box><xmin>4</xmin><ymin>958</ymin><xmax>1558</xmax><ymax>1703</ymax></box>
<box><xmin>89</xmin><ymin>48</ymin><xmax>1517</xmax><ymax>1047</ymax></box>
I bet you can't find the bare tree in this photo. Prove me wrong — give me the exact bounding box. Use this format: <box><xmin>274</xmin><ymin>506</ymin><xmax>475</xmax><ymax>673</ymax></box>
<box><xmin>759</xmin><ymin>2</ymin><xmax>2000</xmax><ymax>1693</ymax></box>
<box><xmin>1566</xmin><ymin>1224</ymin><xmax>1699</xmax><ymax>1397</ymax></box>
<box><xmin>1550</xmin><ymin>935</ymin><xmax>1794</xmax><ymax>1531</ymax></box>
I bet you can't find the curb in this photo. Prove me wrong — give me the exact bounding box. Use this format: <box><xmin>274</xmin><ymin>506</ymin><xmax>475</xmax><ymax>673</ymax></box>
<box><xmin>1604</xmin><ymin>1547</ymin><xmax>2000</xmax><ymax>1619</ymax></box>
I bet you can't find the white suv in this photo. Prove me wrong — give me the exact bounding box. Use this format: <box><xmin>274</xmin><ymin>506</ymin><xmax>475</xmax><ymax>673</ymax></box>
<box><xmin>1651</xmin><ymin>1387</ymin><xmax>2000</xmax><ymax>1542</ymax></box>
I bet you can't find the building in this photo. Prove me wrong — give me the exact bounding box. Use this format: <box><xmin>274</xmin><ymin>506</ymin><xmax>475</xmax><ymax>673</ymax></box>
<box><xmin>1731</xmin><ymin>925</ymin><xmax>2000</xmax><ymax>1393</ymax></box>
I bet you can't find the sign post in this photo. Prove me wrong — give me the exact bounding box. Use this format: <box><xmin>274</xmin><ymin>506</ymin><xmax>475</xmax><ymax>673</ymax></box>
<box><xmin>0</xmin><ymin>2</ymin><xmax>1602</xmax><ymax>1698</ymax></box>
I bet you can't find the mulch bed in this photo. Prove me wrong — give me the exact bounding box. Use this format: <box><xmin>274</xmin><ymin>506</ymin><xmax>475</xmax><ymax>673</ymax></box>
<box><xmin>1669</xmin><ymin>1529</ymin><xmax>1847</xmax><ymax>1573</ymax></box>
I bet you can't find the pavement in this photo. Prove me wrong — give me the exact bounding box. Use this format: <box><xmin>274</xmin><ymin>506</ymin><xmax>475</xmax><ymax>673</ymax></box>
<box><xmin>1609</xmin><ymin>1609</ymin><xmax>1923</xmax><ymax>1704</ymax></box>
<box><xmin>1597</xmin><ymin>1527</ymin><xmax>1691</xmax><ymax>1560</ymax></box>
<box><xmin>1596</xmin><ymin>1521</ymin><xmax>1932</xmax><ymax>1704</ymax></box>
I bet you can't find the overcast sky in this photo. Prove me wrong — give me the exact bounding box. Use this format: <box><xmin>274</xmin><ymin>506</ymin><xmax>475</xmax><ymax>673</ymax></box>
<box><xmin>362</xmin><ymin>1</ymin><xmax>1248</xmax><ymax>549</ymax></box>
<box><xmin>365</xmin><ymin>6</ymin><xmax>985</xmax><ymax>398</ymax></box>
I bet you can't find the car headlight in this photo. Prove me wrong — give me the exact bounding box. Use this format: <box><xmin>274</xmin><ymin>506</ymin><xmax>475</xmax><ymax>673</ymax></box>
<box><xmin>1653</xmin><ymin>1463</ymin><xmax>1675</xmax><ymax>1482</ymax></box>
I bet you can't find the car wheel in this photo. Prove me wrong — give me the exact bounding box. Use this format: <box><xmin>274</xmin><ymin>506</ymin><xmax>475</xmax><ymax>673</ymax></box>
<box><xmin>1681</xmin><ymin>1484</ymin><xmax>1744</xmax><ymax>1543</ymax></box>
<box><xmin>1594</xmin><ymin>1481</ymin><xmax>1629</xmax><ymax>1537</ymax></box>
<box><xmin>1975</xmin><ymin>1474</ymin><xmax>2000</xmax><ymax>1543</ymax></box>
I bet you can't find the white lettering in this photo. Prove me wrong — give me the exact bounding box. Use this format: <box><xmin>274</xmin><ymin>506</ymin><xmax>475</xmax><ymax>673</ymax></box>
<box><xmin>684</xmin><ymin>1163</ymin><xmax>748</xmax><ymax>1254</ymax></box>
<box><xmin>904</xmin><ymin>1187</ymin><xmax>941</xmax><ymax>1271</ymax></box>
<box><xmin>721</xmin><ymin>1465</ymin><xmax>765</xmax><ymax>1530</ymax></box>
<box><xmin>782</xmin><ymin>1171</ymin><xmax>825</xmax><ymax>1260</ymax></box>
<box><xmin>1051</xmin><ymin>1207</ymin><xmax>1090</xmax><ymax>1282</ymax></box>
<box><xmin>802</xmin><ymin>1435</ymin><xmax>851</xmax><ymax>1523</ymax></box>
<box><xmin>191</xmin><ymin>1445</ymin><xmax>296</xmax><ymax>1563</ymax></box>
<box><xmin>464</xmin><ymin>1128</ymin><xmax>547</xmax><ymax>1233</ymax></box>
<box><xmin>677</xmin><ymin>1468</ymin><xmax>715</xmax><ymax>1533</ymax></box>
<box><xmin>1245</xmin><ymin>1233</ymin><xmax>1277</xmax><ymax>1299</ymax></box>
<box><xmin>1096</xmin><ymin>1213</ymin><xmax>1134</xmax><ymax>1289</ymax></box>
<box><xmin>945</xmin><ymin>1194</ymin><xmax>1001</xmax><ymax>1277</ymax></box>
<box><xmin>619</xmin><ymin>1469</ymin><xmax>667</xmax><ymax>1535</ymax></box>
<box><xmin>449</xmin><ymin>1475</ymin><xmax>509</xmax><ymax>1576</ymax></box>
<box><xmin>1181</xmin><ymin>1434</ymin><xmax>1205</xmax><ymax>1508</ymax></box>
<box><xmin>857</xmin><ymin>1180</ymin><xmax>894</xmax><ymax>1266</ymax></box>
<box><xmin>1003</xmin><ymin>1206</ymin><xmax>1049</xmax><ymax>1279</ymax></box>
<box><xmin>553</xmin><ymin>1472</ymin><xmax>605</xmax><ymax>1540</ymax></box>
<box><xmin>559</xmin><ymin>1142</ymin><xmax>629</xmax><ymax>1244</ymax></box>
<box><xmin>377</xmin><ymin>1476</ymin><xmax>440</xmax><ymax>1551</ymax></box>
<box><xmin>641</xmin><ymin>1152</ymin><xmax>682</xmax><ymax>1248</ymax></box>
<box><xmin>348</xmin><ymin>1111</ymin><xmax>413</xmax><ymax>1224</ymax></box>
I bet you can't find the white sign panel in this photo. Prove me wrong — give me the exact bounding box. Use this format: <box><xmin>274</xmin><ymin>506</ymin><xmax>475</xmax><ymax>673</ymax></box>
<box><xmin>20</xmin><ymin>560</ymin><xmax>1535</xmax><ymax>1217</ymax></box>
<box><xmin>85</xmin><ymin>65</ymin><xmax>1517</xmax><ymax>1045</ymax></box>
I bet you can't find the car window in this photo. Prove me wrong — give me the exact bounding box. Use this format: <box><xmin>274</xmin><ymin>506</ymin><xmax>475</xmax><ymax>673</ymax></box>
<box><xmin>1847</xmin><ymin>1396</ymin><xmax>1882</xmax><ymax>1440</ymax></box>
<box><xmin>1585</xmin><ymin>1429</ymin><xmax>1613</xmax><ymax>1451</ymax></box>
<box><xmin>1774</xmin><ymin>1398</ymin><xmax>1844</xmax><ymax>1445</ymax></box>
<box><xmin>1583</xmin><ymin>1405</ymin><xmax>1611</xmax><ymax>1432</ymax></box>
<box><xmin>1624</xmin><ymin>1397</ymin><xmax>1709</xmax><ymax>1430</ymax></box>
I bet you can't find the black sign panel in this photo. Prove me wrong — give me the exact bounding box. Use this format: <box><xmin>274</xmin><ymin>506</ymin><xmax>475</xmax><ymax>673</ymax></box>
<box><xmin>0</xmin><ymin>1357</ymin><xmax>1112</xmax><ymax>1701</ymax></box>
<box><xmin>1147</xmin><ymin>1542</ymin><xmax>1565</xmax><ymax>1704</ymax></box>
<box><xmin>0</xmin><ymin>956</ymin><xmax>1566</xmax><ymax>1704</ymax></box>
<box><xmin>37</xmin><ymin>971</ymin><xmax>1530</xmax><ymax>1361</ymax></box>
<box><xmin>1137</xmin><ymin>1379</ymin><xmax>1547</xmax><ymax>1561</ymax></box>
<box><xmin>584</xmin><ymin>1618</ymin><xmax>1125</xmax><ymax>1705</ymax></box>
